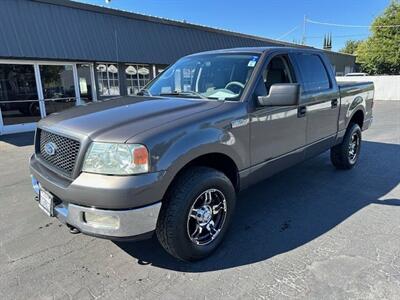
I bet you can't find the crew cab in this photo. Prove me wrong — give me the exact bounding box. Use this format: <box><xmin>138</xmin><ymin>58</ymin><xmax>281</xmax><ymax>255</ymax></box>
<box><xmin>30</xmin><ymin>47</ymin><xmax>374</xmax><ymax>261</ymax></box>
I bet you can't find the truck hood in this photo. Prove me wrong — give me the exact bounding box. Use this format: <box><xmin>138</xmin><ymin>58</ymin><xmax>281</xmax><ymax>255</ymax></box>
<box><xmin>39</xmin><ymin>96</ymin><xmax>223</xmax><ymax>143</ymax></box>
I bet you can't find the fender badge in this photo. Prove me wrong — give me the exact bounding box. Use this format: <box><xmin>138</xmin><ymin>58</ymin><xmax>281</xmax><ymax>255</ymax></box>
<box><xmin>231</xmin><ymin>118</ymin><xmax>249</xmax><ymax>129</ymax></box>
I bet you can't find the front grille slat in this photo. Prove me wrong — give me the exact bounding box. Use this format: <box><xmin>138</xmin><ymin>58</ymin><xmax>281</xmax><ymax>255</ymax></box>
<box><xmin>39</xmin><ymin>130</ymin><xmax>80</xmax><ymax>176</ymax></box>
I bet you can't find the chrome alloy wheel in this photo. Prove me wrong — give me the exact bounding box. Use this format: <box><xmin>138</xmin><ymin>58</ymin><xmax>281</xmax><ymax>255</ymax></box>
<box><xmin>348</xmin><ymin>132</ymin><xmax>360</xmax><ymax>163</ymax></box>
<box><xmin>187</xmin><ymin>188</ymin><xmax>227</xmax><ymax>245</ymax></box>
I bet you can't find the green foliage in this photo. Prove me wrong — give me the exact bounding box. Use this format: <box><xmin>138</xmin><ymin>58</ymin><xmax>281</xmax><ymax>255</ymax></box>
<box><xmin>339</xmin><ymin>40</ymin><xmax>362</xmax><ymax>55</ymax></box>
<box><xmin>356</xmin><ymin>1</ymin><xmax>400</xmax><ymax>75</ymax></box>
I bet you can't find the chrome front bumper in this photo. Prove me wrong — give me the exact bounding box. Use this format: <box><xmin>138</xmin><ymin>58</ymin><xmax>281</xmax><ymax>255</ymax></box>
<box><xmin>59</xmin><ymin>202</ymin><xmax>161</xmax><ymax>238</ymax></box>
<box><xmin>32</xmin><ymin>176</ymin><xmax>161</xmax><ymax>239</ymax></box>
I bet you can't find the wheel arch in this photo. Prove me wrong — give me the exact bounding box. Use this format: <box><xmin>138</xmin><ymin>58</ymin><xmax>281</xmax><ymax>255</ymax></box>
<box><xmin>345</xmin><ymin>95</ymin><xmax>366</xmax><ymax>130</ymax></box>
<box><xmin>161</xmin><ymin>152</ymin><xmax>240</xmax><ymax>202</ymax></box>
<box><xmin>349</xmin><ymin>109</ymin><xmax>364</xmax><ymax>129</ymax></box>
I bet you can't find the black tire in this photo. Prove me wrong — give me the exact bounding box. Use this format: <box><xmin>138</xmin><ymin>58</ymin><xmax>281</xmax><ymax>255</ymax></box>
<box><xmin>330</xmin><ymin>123</ymin><xmax>362</xmax><ymax>170</ymax></box>
<box><xmin>156</xmin><ymin>166</ymin><xmax>236</xmax><ymax>261</ymax></box>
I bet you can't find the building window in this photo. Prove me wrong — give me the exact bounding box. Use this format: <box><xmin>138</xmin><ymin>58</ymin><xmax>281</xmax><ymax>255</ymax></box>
<box><xmin>125</xmin><ymin>64</ymin><xmax>151</xmax><ymax>95</ymax></box>
<box><xmin>0</xmin><ymin>64</ymin><xmax>41</xmax><ymax>125</ymax></box>
<box><xmin>96</xmin><ymin>63</ymin><xmax>120</xmax><ymax>96</ymax></box>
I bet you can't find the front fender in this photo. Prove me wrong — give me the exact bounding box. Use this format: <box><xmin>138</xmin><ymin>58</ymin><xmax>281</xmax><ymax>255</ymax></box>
<box><xmin>148</xmin><ymin>125</ymin><xmax>249</xmax><ymax>195</ymax></box>
<box><xmin>161</xmin><ymin>127</ymin><xmax>245</xmax><ymax>169</ymax></box>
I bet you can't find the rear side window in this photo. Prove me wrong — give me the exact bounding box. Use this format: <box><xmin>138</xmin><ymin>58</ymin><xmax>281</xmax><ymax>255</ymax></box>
<box><xmin>295</xmin><ymin>54</ymin><xmax>330</xmax><ymax>92</ymax></box>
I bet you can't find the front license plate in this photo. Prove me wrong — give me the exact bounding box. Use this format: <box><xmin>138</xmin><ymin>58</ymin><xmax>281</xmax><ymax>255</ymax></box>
<box><xmin>39</xmin><ymin>189</ymin><xmax>54</xmax><ymax>217</ymax></box>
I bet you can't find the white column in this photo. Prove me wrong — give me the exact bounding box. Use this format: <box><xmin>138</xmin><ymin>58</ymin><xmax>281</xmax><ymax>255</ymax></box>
<box><xmin>0</xmin><ymin>62</ymin><xmax>4</xmax><ymax>131</ymax></box>
<box><xmin>90</xmin><ymin>63</ymin><xmax>98</xmax><ymax>101</ymax></box>
<box><xmin>72</xmin><ymin>64</ymin><xmax>82</xmax><ymax>105</ymax></box>
<box><xmin>0</xmin><ymin>103</ymin><xmax>4</xmax><ymax>133</ymax></box>
<box><xmin>152</xmin><ymin>65</ymin><xmax>157</xmax><ymax>79</ymax></box>
<box><xmin>34</xmin><ymin>64</ymin><xmax>46</xmax><ymax>118</ymax></box>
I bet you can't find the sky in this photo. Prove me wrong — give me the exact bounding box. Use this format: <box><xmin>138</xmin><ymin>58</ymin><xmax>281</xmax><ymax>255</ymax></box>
<box><xmin>78</xmin><ymin>0</ymin><xmax>391</xmax><ymax>51</ymax></box>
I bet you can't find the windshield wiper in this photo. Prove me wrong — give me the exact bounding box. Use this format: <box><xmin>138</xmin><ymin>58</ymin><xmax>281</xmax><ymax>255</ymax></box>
<box><xmin>159</xmin><ymin>91</ymin><xmax>208</xmax><ymax>100</ymax></box>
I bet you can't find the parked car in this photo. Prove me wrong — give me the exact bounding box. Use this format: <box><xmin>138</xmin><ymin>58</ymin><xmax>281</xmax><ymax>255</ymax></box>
<box><xmin>30</xmin><ymin>47</ymin><xmax>374</xmax><ymax>261</ymax></box>
<box><xmin>345</xmin><ymin>72</ymin><xmax>368</xmax><ymax>77</ymax></box>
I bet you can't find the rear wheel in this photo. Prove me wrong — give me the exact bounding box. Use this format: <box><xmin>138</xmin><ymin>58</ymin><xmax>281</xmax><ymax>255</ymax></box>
<box><xmin>331</xmin><ymin>123</ymin><xmax>362</xmax><ymax>169</ymax></box>
<box><xmin>156</xmin><ymin>167</ymin><xmax>236</xmax><ymax>261</ymax></box>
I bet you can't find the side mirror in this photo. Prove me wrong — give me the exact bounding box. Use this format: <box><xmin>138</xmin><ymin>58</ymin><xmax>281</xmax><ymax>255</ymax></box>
<box><xmin>257</xmin><ymin>83</ymin><xmax>300</xmax><ymax>106</ymax></box>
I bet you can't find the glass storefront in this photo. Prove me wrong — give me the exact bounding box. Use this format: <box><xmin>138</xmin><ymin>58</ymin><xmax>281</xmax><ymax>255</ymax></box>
<box><xmin>39</xmin><ymin>65</ymin><xmax>76</xmax><ymax>115</ymax></box>
<box><xmin>0</xmin><ymin>64</ymin><xmax>40</xmax><ymax>125</ymax></box>
<box><xmin>0</xmin><ymin>60</ymin><xmax>159</xmax><ymax>134</ymax></box>
<box><xmin>126</xmin><ymin>64</ymin><xmax>151</xmax><ymax>95</ymax></box>
<box><xmin>96</xmin><ymin>63</ymin><xmax>120</xmax><ymax>96</ymax></box>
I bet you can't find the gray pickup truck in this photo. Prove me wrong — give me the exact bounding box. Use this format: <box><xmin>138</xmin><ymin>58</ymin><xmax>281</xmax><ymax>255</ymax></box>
<box><xmin>30</xmin><ymin>47</ymin><xmax>374</xmax><ymax>261</ymax></box>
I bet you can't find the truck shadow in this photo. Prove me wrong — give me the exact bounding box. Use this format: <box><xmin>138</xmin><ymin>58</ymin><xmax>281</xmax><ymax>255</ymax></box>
<box><xmin>115</xmin><ymin>140</ymin><xmax>400</xmax><ymax>272</ymax></box>
<box><xmin>0</xmin><ymin>132</ymin><xmax>35</xmax><ymax>147</ymax></box>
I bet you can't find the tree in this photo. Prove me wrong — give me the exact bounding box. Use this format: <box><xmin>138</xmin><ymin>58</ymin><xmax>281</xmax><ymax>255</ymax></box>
<box><xmin>339</xmin><ymin>40</ymin><xmax>362</xmax><ymax>55</ymax></box>
<box><xmin>356</xmin><ymin>1</ymin><xmax>400</xmax><ymax>74</ymax></box>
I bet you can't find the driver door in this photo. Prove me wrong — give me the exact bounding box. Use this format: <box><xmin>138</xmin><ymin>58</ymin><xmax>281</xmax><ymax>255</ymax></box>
<box><xmin>250</xmin><ymin>54</ymin><xmax>307</xmax><ymax>172</ymax></box>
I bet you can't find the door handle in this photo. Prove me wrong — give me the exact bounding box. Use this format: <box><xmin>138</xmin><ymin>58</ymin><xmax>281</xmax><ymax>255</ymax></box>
<box><xmin>331</xmin><ymin>99</ymin><xmax>338</xmax><ymax>108</ymax></box>
<box><xmin>298</xmin><ymin>105</ymin><xmax>307</xmax><ymax>117</ymax></box>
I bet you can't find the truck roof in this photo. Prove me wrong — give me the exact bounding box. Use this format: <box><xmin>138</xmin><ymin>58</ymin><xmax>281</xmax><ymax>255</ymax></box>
<box><xmin>187</xmin><ymin>46</ymin><xmax>324</xmax><ymax>57</ymax></box>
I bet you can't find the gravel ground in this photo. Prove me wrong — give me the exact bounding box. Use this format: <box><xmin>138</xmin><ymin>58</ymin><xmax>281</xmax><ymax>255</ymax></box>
<box><xmin>0</xmin><ymin>101</ymin><xmax>399</xmax><ymax>300</ymax></box>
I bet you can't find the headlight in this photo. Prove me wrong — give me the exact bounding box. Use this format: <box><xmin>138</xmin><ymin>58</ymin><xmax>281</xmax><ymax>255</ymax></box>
<box><xmin>82</xmin><ymin>143</ymin><xmax>149</xmax><ymax>175</ymax></box>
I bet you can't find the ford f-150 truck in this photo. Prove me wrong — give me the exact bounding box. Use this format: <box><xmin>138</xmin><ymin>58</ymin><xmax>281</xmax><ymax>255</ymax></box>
<box><xmin>30</xmin><ymin>47</ymin><xmax>374</xmax><ymax>261</ymax></box>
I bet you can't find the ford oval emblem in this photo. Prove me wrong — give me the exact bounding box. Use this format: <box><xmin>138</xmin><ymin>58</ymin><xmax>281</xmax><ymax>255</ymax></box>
<box><xmin>44</xmin><ymin>142</ymin><xmax>57</xmax><ymax>156</ymax></box>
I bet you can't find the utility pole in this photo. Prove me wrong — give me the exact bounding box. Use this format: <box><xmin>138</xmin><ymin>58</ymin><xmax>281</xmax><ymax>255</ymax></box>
<box><xmin>302</xmin><ymin>15</ymin><xmax>307</xmax><ymax>45</ymax></box>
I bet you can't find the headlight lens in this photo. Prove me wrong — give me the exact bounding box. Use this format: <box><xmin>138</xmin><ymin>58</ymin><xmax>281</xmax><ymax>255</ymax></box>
<box><xmin>82</xmin><ymin>143</ymin><xmax>149</xmax><ymax>175</ymax></box>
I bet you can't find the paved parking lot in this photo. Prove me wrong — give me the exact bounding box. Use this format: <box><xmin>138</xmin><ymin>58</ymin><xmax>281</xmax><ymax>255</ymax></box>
<box><xmin>1</xmin><ymin>101</ymin><xmax>399</xmax><ymax>300</ymax></box>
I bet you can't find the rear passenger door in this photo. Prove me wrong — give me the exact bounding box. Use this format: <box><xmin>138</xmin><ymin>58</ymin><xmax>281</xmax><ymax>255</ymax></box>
<box><xmin>292</xmin><ymin>53</ymin><xmax>340</xmax><ymax>149</ymax></box>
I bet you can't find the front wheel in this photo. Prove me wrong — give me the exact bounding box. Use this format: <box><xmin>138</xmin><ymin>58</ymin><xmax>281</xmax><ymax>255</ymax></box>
<box><xmin>156</xmin><ymin>167</ymin><xmax>236</xmax><ymax>261</ymax></box>
<box><xmin>330</xmin><ymin>123</ymin><xmax>362</xmax><ymax>170</ymax></box>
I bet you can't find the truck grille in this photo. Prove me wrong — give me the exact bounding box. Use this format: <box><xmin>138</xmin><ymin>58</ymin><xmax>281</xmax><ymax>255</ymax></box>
<box><xmin>38</xmin><ymin>130</ymin><xmax>81</xmax><ymax>176</ymax></box>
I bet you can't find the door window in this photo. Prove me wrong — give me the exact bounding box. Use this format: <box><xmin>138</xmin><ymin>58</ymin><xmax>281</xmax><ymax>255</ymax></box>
<box><xmin>295</xmin><ymin>54</ymin><xmax>330</xmax><ymax>92</ymax></box>
<box><xmin>39</xmin><ymin>65</ymin><xmax>76</xmax><ymax>115</ymax></box>
<box><xmin>77</xmin><ymin>64</ymin><xmax>94</xmax><ymax>103</ymax></box>
<box><xmin>263</xmin><ymin>56</ymin><xmax>294</xmax><ymax>95</ymax></box>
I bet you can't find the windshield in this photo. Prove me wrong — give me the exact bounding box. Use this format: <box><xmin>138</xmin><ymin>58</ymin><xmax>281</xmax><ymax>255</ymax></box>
<box><xmin>144</xmin><ymin>53</ymin><xmax>260</xmax><ymax>101</ymax></box>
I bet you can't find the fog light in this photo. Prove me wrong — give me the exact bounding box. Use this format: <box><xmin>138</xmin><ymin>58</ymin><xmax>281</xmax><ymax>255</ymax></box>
<box><xmin>31</xmin><ymin>175</ymin><xmax>40</xmax><ymax>195</ymax></box>
<box><xmin>83</xmin><ymin>212</ymin><xmax>120</xmax><ymax>229</ymax></box>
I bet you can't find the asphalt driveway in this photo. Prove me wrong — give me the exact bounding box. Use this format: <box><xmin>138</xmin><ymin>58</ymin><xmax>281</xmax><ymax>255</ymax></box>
<box><xmin>0</xmin><ymin>101</ymin><xmax>399</xmax><ymax>299</ymax></box>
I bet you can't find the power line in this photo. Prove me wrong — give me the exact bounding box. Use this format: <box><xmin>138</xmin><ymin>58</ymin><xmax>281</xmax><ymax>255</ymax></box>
<box><xmin>306</xmin><ymin>18</ymin><xmax>400</xmax><ymax>28</ymax></box>
<box><xmin>278</xmin><ymin>31</ymin><xmax>369</xmax><ymax>42</ymax></box>
<box><xmin>277</xmin><ymin>17</ymin><xmax>398</xmax><ymax>44</ymax></box>
<box><xmin>306</xmin><ymin>33</ymin><xmax>370</xmax><ymax>39</ymax></box>
<box><xmin>276</xmin><ymin>25</ymin><xmax>300</xmax><ymax>40</ymax></box>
